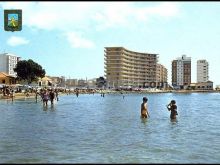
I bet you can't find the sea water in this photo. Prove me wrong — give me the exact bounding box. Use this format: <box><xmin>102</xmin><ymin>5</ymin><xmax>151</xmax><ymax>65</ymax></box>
<box><xmin>0</xmin><ymin>93</ymin><xmax>219</xmax><ymax>163</ymax></box>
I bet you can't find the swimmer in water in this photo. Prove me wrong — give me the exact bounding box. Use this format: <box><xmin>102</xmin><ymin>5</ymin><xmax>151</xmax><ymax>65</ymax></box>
<box><xmin>141</xmin><ymin>97</ymin><xmax>150</xmax><ymax>118</ymax></box>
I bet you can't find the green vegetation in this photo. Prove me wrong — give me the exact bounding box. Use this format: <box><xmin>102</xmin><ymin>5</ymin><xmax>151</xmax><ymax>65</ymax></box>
<box><xmin>14</xmin><ymin>59</ymin><xmax>46</xmax><ymax>84</ymax></box>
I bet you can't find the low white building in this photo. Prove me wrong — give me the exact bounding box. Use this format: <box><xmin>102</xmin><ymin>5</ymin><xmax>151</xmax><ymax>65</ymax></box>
<box><xmin>190</xmin><ymin>81</ymin><xmax>213</xmax><ymax>90</ymax></box>
<box><xmin>216</xmin><ymin>85</ymin><xmax>220</xmax><ymax>90</ymax></box>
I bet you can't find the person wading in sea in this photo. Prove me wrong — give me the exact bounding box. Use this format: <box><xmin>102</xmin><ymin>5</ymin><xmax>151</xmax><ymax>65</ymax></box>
<box><xmin>167</xmin><ymin>100</ymin><xmax>178</xmax><ymax>120</ymax></box>
<box><xmin>141</xmin><ymin>97</ymin><xmax>150</xmax><ymax>119</ymax></box>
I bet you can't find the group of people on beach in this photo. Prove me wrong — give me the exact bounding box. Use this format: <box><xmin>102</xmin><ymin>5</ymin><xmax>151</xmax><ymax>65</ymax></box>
<box><xmin>141</xmin><ymin>97</ymin><xmax>178</xmax><ymax>120</ymax></box>
<box><xmin>35</xmin><ymin>89</ymin><xmax>59</xmax><ymax>106</ymax></box>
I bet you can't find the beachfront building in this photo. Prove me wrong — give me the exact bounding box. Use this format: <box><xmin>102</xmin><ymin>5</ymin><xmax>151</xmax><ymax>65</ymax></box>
<box><xmin>190</xmin><ymin>81</ymin><xmax>213</xmax><ymax>90</ymax></box>
<box><xmin>216</xmin><ymin>85</ymin><xmax>220</xmax><ymax>90</ymax></box>
<box><xmin>0</xmin><ymin>72</ymin><xmax>16</xmax><ymax>85</ymax></box>
<box><xmin>104</xmin><ymin>47</ymin><xmax>158</xmax><ymax>88</ymax></box>
<box><xmin>66</xmin><ymin>79</ymin><xmax>78</xmax><ymax>87</ymax></box>
<box><xmin>197</xmin><ymin>60</ymin><xmax>209</xmax><ymax>83</ymax></box>
<box><xmin>0</xmin><ymin>53</ymin><xmax>20</xmax><ymax>77</ymax></box>
<box><xmin>172</xmin><ymin>55</ymin><xmax>191</xmax><ymax>89</ymax></box>
<box><xmin>156</xmin><ymin>64</ymin><xmax>168</xmax><ymax>89</ymax></box>
<box><xmin>38</xmin><ymin>76</ymin><xmax>53</xmax><ymax>87</ymax></box>
<box><xmin>48</xmin><ymin>76</ymin><xmax>66</xmax><ymax>87</ymax></box>
<box><xmin>87</xmin><ymin>78</ymin><xmax>97</xmax><ymax>88</ymax></box>
<box><xmin>78</xmin><ymin>79</ymin><xmax>87</xmax><ymax>88</ymax></box>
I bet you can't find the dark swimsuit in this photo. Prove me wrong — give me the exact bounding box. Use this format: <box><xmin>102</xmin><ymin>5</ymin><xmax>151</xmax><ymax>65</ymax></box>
<box><xmin>170</xmin><ymin>105</ymin><xmax>177</xmax><ymax>119</ymax></box>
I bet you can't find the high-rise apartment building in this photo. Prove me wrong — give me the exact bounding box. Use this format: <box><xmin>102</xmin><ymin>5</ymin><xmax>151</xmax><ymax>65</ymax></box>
<box><xmin>156</xmin><ymin>63</ymin><xmax>168</xmax><ymax>88</ymax></box>
<box><xmin>104</xmin><ymin>47</ymin><xmax>158</xmax><ymax>88</ymax></box>
<box><xmin>197</xmin><ymin>60</ymin><xmax>209</xmax><ymax>83</ymax></box>
<box><xmin>0</xmin><ymin>53</ymin><xmax>20</xmax><ymax>77</ymax></box>
<box><xmin>172</xmin><ymin>55</ymin><xmax>191</xmax><ymax>89</ymax></box>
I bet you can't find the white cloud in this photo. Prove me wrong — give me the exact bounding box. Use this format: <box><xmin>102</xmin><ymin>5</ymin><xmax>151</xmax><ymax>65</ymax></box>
<box><xmin>93</xmin><ymin>2</ymin><xmax>180</xmax><ymax>29</ymax></box>
<box><xmin>0</xmin><ymin>2</ymin><xmax>99</xmax><ymax>31</ymax></box>
<box><xmin>0</xmin><ymin>2</ymin><xmax>180</xmax><ymax>30</ymax></box>
<box><xmin>7</xmin><ymin>36</ymin><xmax>29</xmax><ymax>46</ymax></box>
<box><xmin>92</xmin><ymin>2</ymin><xmax>134</xmax><ymax>29</ymax></box>
<box><xmin>135</xmin><ymin>2</ymin><xmax>180</xmax><ymax>21</ymax></box>
<box><xmin>65</xmin><ymin>32</ymin><xmax>95</xmax><ymax>48</ymax></box>
<box><xmin>0</xmin><ymin>2</ymin><xmax>180</xmax><ymax>47</ymax></box>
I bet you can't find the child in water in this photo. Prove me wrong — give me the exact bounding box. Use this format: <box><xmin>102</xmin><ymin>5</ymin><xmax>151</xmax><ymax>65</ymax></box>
<box><xmin>141</xmin><ymin>97</ymin><xmax>150</xmax><ymax>118</ymax></box>
<box><xmin>167</xmin><ymin>100</ymin><xmax>178</xmax><ymax>120</ymax></box>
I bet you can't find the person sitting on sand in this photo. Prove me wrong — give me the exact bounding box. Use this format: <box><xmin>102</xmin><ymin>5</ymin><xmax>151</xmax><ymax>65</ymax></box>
<box><xmin>141</xmin><ymin>97</ymin><xmax>150</xmax><ymax>118</ymax></box>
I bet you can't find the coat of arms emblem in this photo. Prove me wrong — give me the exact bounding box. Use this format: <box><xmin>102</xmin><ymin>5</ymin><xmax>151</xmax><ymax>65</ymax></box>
<box><xmin>4</xmin><ymin>9</ymin><xmax>22</xmax><ymax>32</ymax></box>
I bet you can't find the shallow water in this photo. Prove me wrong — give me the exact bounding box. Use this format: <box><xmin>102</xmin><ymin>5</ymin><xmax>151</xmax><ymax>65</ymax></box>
<box><xmin>0</xmin><ymin>93</ymin><xmax>220</xmax><ymax>163</ymax></box>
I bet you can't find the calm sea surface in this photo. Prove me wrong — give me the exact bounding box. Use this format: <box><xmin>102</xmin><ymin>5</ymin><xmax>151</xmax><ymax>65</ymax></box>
<box><xmin>0</xmin><ymin>93</ymin><xmax>220</xmax><ymax>163</ymax></box>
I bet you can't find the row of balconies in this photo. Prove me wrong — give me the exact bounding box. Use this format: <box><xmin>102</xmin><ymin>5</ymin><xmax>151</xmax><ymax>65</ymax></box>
<box><xmin>104</xmin><ymin>48</ymin><xmax>157</xmax><ymax>58</ymax></box>
<box><xmin>107</xmin><ymin>78</ymin><xmax>154</xmax><ymax>84</ymax></box>
<box><xmin>106</xmin><ymin>75</ymin><xmax>156</xmax><ymax>82</ymax></box>
<box><xmin>105</xmin><ymin>69</ymin><xmax>156</xmax><ymax>73</ymax></box>
<box><xmin>105</xmin><ymin>67</ymin><xmax>166</xmax><ymax>75</ymax></box>
<box><xmin>122</xmin><ymin>50</ymin><xmax>158</xmax><ymax>58</ymax></box>
<box><xmin>105</xmin><ymin>62</ymin><xmax>156</xmax><ymax>68</ymax></box>
<box><xmin>104</xmin><ymin>58</ymin><xmax>157</xmax><ymax>66</ymax></box>
<box><xmin>106</xmin><ymin>72</ymin><xmax>155</xmax><ymax>77</ymax></box>
<box><xmin>104</xmin><ymin>64</ymin><xmax>156</xmax><ymax>70</ymax></box>
<box><xmin>104</xmin><ymin>65</ymin><xmax>156</xmax><ymax>71</ymax></box>
<box><xmin>104</xmin><ymin>55</ymin><xmax>157</xmax><ymax>63</ymax></box>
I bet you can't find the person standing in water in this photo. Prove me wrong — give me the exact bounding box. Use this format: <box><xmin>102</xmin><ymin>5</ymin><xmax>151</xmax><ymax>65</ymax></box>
<box><xmin>49</xmin><ymin>90</ymin><xmax>55</xmax><ymax>105</ymax></box>
<box><xmin>76</xmin><ymin>89</ymin><xmax>79</xmax><ymax>97</ymax></box>
<box><xmin>55</xmin><ymin>89</ymin><xmax>59</xmax><ymax>101</ymax></box>
<box><xmin>42</xmin><ymin>90</ymin><xmax>49</xmax><ymax>106</ymax></box>
<box><xmin>167</xmin><ymin>100</ymin><xmax>178</xmax><ymax>120</ymax></box>
<box><xmin>141</xmin><ymin>97</ymin><xmax>150</xmax><ymax>118</ymax></box>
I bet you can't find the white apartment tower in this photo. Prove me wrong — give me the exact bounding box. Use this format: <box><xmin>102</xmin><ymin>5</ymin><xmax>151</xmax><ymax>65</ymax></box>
<box><xmin>197</xmin><ymin>60</ymin><xmax>209</xmax><ymax>83</ymax></box>
<box><xmin>0</xmin><ymin>53</ymin><xmax>20</xmax><ymax>77</ymax></box>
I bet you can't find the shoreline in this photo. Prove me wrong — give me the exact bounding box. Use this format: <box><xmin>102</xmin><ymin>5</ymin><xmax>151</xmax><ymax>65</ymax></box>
<box><xmin>0</xmin><ymin>90</ymin><xmax>219</xmax><ymax>100</ymax></box>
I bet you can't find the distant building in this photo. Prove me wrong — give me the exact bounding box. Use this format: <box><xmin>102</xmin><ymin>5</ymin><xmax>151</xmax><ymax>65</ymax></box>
<box><xmin>156</xmin><ymin>63</ymin><xmax>168</xmax><ymax>89</ymax></box>
<box><xmin>87</xmin><ymin>78</ymin><xmax>97</xmax><ymax>88</ymax></box>
<box><xmin>38</xmin><ymin>76</ymin><xmax>66</xmax><ymax>87</ymax></box>
<box><xmin>60</xmin><ymin>76</ymin><xmax>66</xmax><ymax>87</ymax></box>
<box><xmin>48</xmin><ymin>76</ymin><xmax>65</xmax><ymax>87</ymax></box>
<box><xmin>197</xmin><ymin>60</ymin><xmax>209</xmax><ymax>83</ymax></box>
<box><xmin>172</xmin><ymin>55</ymin><xmax>191</xmax><ymax>89</ymax></box>
<box><xmin>104</xmin><ymin>47</ymin><xmax>158</xmax><ymax>88</ymax></box>
<box><xmin>38</xmin><ymin>76</ymin><xmax>53</xmax><ymax>87</ymax></box>
<box><xmin>216</xmin><ymin>85</ymin><xmax>220</xmax><ymax>90</ymax></box>
<box><xmin>0</xmin><ymin>72</ymin><xmax>16</xmax><ymax>85</ymax></box>
<box><xmin>66</xmin><ymin>79</ymin><xmax>78</xmax><ymax>87</ymax></box>
<box><xmin>190</xmin><ymin>81</ymin><xmax>213</xmax><ymax>90</ymax></box>
<box><xmin>78</xmin><ymin>79</ymin><xmax>87</xmax><ymax>87</ymax></box>
<box><xmin>0</xmin><ymin>53</ymin><xmax>20</xmax><ymax>77</ymax></box>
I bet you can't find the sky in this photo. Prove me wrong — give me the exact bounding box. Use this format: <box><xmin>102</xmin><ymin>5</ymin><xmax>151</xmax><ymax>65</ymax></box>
<box><xmin>0</xmin><ymin>1</ymin><xmax>220</xmax><ymax>87</ymax></box>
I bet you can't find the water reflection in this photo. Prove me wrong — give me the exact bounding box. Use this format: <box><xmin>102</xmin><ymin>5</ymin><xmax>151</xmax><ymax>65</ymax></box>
<box><xmin>140</xmin><ymin>117</ymin><xmax>148</xmax><ymax>125</ymax></box>
<box><xmin>43</xmin><ymin>105</ymin><xmax>48</xmax><ymax>111</ymax></box>
<box><xmin>170</xmin><ymin>118</ymin><xmax>178</xmax><ymax>124</ymax></box>
<box><xmin>50</xmin><ymin>104</ymin><xmax>55</xmax><ymax>111</ymax></box>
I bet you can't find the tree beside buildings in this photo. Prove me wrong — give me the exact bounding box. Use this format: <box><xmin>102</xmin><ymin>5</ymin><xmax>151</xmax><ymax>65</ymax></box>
<box><xmin>14</xmin><ymin>59</ymin><xmax>46</xmax><ymax>84</ymax></box>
